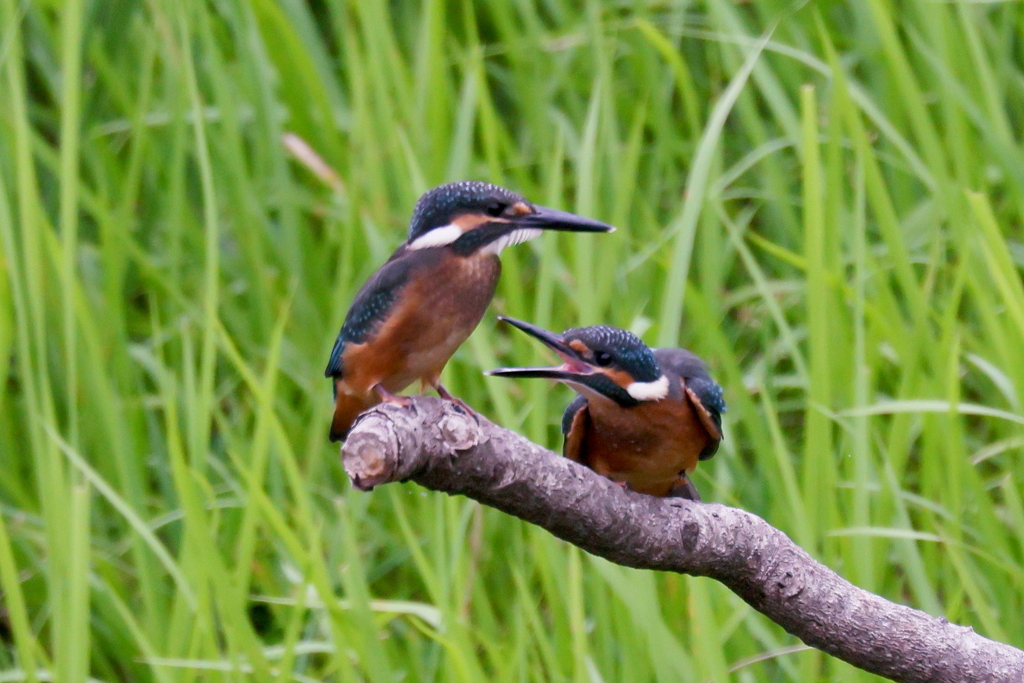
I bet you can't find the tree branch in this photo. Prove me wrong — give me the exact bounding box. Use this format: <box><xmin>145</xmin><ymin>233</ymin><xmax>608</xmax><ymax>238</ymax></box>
<box><xmin>341</xmin><ymin>397</ymin><xmax>1024</xmax><ymax>683</ymax></box>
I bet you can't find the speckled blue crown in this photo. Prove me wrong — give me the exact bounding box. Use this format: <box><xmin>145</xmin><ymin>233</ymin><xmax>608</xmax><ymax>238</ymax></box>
<box><xmin>407</xmin><ymin>181</ymin><xmax>526</xmax><ymax>241</ymax></box>
<box><xmin>562</xmin><ymin>325</ymin><xmax>661</xmax><ymax>382</ymax></box>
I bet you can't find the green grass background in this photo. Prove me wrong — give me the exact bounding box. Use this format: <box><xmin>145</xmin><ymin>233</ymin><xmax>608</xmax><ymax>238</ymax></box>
<box><xmin>2</xmin><ymin>0</ymin><xmax>1024</xmax><ymax>680</ymax></box>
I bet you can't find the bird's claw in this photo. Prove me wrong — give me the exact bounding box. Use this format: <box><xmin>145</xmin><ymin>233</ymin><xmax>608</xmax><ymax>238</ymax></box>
<box><xmin>449</xmin><ymin>396</ymin><xmax>479</xmax><ymax>421</ymax></box>
<box><xmin>373</xmin><ymin>384</ymin><xmax>413</xmax><ymax>407</ymax></box>
<box><xmin>433</xmin><ymin>383</ymin><xmax>480</xmax><ymax>424</ymax></box>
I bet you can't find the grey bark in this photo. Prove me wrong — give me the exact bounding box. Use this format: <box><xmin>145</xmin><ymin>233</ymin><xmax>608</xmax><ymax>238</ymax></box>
<box><xmin>341</xmin><ymin>397</ymin><xmax>1024</xmax><ymax>683</ymax></box>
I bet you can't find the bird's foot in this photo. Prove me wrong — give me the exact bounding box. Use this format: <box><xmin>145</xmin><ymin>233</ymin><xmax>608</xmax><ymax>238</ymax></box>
<box><xmin>433</xmin><ymin>383</ymin><xmax>477</xmax><ymax>420</ymax></box>
<box><xmin>667</xmin><ymin>476</ymin><xmax>702</xmax><ymax>501</ymax></box>
<box><xmin>373</xmin><ymin>384</ymin><xmax>413</xmax><ymax>407</ymax></box>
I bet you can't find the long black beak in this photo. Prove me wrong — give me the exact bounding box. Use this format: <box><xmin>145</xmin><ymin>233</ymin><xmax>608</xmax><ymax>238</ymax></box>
<box><xmin>514</xmin><ymin>205</ymin><xmax>615</xmax><ymax>233</ymax></box>
<box><xmin>485</xmin><ymin>317</ymin><xmax>597</xmax><ymax>382</ymax></box>
<box><xmin>493</xmin><ymin>317</ymin><xmax>580</xmax><ymax>357</ymax></box>
<box><xmin>485</xmin><ymin>366</ymin><xmax>588</xmax><ymax>381</ymax></box>
<box><xmin>487</xmin><ymin>317</ymin><xmax>642</xmax><ymax>407</ymax></box>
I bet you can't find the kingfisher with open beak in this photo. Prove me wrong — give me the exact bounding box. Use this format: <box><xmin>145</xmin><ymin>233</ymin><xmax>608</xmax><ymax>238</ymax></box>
<box><xmin>487</xmin><ymin>317</ymin><xmax>725</xmax><ymax>499</ymax></box>
<box><xmin>325</xmin><ymin>182</ymin><xmax>614</xmax><ymax>442</ymax></box>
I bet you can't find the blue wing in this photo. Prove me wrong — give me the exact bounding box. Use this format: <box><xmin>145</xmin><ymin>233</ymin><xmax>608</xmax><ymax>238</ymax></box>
<box><xmin>560</xmin><ymin>393</ymin><xmax>590</xmax><ymax>464</ymax></box>
<box><xmin>653</xmin><ymin>348</ymin><xmax>726</xmax><ymax>460</ymax></box>
<box><xmin>324</xmin><ymin>247</ymin><xmax>437</xmax><ymax>378</ymax></box>
<box><xmin>561</xmin><ymin>393</ymin><xmax>589</xmax><ymax>436</ymax></box>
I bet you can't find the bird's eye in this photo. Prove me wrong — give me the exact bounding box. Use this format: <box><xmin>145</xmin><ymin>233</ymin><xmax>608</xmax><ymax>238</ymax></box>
<box><xmin>485</xmin><ymin>201</ymin><xmax>507</xmax><ymax>217</ymax></box>
<box><xmin>594</xmin><ymin>351</ymin><xmax>613</xmax><ymax>366</ymax></box>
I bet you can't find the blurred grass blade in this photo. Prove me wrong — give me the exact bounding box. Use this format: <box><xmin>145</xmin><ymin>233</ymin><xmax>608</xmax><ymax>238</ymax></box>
<box><xmin>657</xmin><ymin>25</ymin><xmax>774</xmax><ymax>346</ymax></box>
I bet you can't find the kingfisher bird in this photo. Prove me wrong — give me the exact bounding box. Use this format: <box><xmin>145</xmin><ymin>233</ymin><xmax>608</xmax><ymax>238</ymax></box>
<box><xmin>487</xmin><ymin>317</ymin><xmax>725</xmax><ymax>499</ymax></box>
<box><xmin>325</xmin><ymin>182</ymin><xmax>614</xmax><ymax>442</ymax></box>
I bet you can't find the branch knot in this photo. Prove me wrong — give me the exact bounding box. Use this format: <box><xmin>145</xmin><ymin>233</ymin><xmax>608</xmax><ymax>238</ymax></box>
<box><xmin>435</xmin><ymin>407</ymin><xmax>485</xmax><ymax>453</ymax></box>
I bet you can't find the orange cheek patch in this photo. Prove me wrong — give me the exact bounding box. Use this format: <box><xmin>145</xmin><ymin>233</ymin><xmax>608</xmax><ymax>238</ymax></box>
<box><xmin>602</xmin><ymin>368</ymin><xmax>635</xmax><ymax>389</ymax></box>
<box><xmin>568</xmin><ymin>340</ymin><xmax>591</xmax><ymax>356</ymax></box>
<box><xmin>451</xmin><ymin>213</ymin><xmax>490</xmax><ymax>231</ymax></box>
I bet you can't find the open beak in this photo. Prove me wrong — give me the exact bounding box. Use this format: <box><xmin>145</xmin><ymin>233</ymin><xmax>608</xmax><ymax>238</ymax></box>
<box><xmin>486</xmin><ymin>317</ymin><xmax>600</xmax><ymax>384</ymax></box>
<box><xmin>513</xmin><ymin>205</ymin><xmax>615</xmax><ymax>233</ymax></box>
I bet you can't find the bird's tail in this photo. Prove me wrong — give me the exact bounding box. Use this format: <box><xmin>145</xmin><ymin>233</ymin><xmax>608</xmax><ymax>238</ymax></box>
<box><xmin>329</xmin><ymin>391</ymin><xmax>376</xmax><ymax>442</ymax></box>
<box><xmin>667</xmin><ymin>476</ymin><xmax>702</xmax><ymax>501</ymax></box>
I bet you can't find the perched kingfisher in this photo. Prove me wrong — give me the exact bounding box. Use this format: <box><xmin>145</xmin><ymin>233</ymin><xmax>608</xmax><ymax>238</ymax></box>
<box><xmin>487</xmin><ymin>317</ymin><xmax>725</xmax><ymax>499</ymax></box>
<box><xmin>325</xmin><ymin>182</ymin><xmax>614</xmax><ymax>442</ymax></box>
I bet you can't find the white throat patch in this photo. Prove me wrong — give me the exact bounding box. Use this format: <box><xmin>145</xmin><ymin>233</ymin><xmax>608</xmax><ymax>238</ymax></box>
<box><xmin>481</xmin><ymin>228</ymin><xmax>543</xmax><ymax>256</ymax></box>
<box><xmin>626</xmin><ymin>375</ymin><xmax>669</xmax><ymax>401</ymax></box>
<box><xmin>407</xmin><ymin>224</ymin><xmax>463</xmax><ymax>250</ymax></box>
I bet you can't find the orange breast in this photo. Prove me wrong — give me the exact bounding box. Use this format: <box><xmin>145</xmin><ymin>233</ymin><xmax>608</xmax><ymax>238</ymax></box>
<box><xmin>581</xmin><ymin>395</ymin><xmax>711</xmax><ymax>497</ymax></box>
<box><xmin>338</xmin><ymin>251</ymin><xmax>501</xmax><ymax>399</ymax></box>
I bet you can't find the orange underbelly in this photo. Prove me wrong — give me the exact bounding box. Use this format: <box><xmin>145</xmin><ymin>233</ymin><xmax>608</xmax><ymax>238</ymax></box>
<box><xmin>583</xmin><ymin>399</ymin><xmax>709</xmax><ymax>496</ymax></box>
<box><xmin>339</xmin><ymin>252</ymin><xmax>500</xmax><ymax>397</ymax></box>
